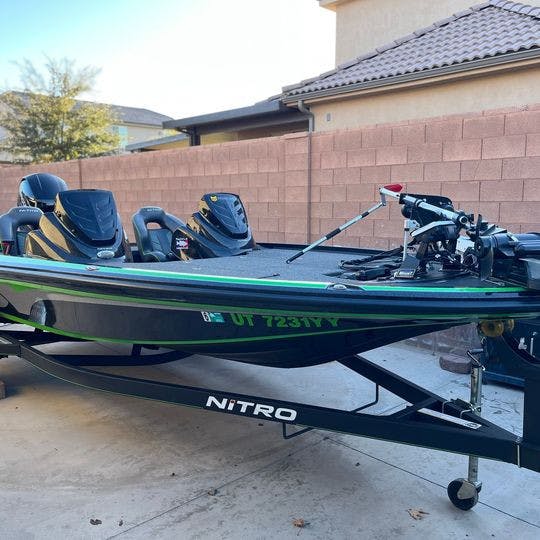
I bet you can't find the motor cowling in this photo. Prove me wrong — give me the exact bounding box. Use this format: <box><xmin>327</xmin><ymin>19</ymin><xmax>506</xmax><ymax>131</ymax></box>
<box><xmin>25</xmin><ymin>189</ymin><xmax>131</xmax><ymax>264</ymax></box>
<box><xmin>171</xmin><ymin>193</ymin><xmax>257</xmax><ymax>260</ymax></box>
<box><xmin>18</xmin><ymin>173</ymin><xmax>68</xmax><ymax>212</ymax></box>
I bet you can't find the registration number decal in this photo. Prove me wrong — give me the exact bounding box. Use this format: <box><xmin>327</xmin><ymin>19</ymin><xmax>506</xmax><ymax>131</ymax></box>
<box><xmin>230</xmin><ymin>313</ymin><xmax>339</xmax><ymax>328</ymax></box>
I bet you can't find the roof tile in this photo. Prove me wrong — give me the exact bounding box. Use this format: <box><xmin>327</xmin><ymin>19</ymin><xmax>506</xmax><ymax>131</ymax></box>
<box><xmin>434</xmin><ymin>15</ymin><xmax>459</xmax><ymax>27</ymax></box>
<box><xmin>284</xmin><ymin>1</ymin><xmax>540</xmax><ymax>99</ymax></box>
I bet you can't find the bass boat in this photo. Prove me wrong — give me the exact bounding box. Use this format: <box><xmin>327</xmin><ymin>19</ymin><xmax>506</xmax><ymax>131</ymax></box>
<box><xmin>0</xmin><ymin>180</ymin><xmax>538</xmax><ymax>367</ymax></box>
<box><xmin>1</xmin><ymin>175</ymin><xmax>540</xmax><ymax>511</ymax></box>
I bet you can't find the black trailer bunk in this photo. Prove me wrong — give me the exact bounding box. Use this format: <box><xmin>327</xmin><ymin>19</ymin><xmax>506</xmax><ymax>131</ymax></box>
<box><xmin>0</xmin><ymin>327</ymin><xmax>539</xmax><ymax>511</ymax></box>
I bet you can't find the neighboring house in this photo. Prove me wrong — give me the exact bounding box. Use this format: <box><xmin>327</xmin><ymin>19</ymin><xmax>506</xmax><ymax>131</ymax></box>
<box><xmin>104</xmin><ymin>102</ymin><xmax>174</xmax><ymax>150</ymax></box>
<box><xmin>0</xmin><ymin>95</ymin><xmax>174</xmax><ymax>162</ymax></box>
<box><xmin>126</xmin><ymin>132</ymin><xmax>189</xmax><ymax>153</ymax></box>
<box><xmin>322</xmin><ymin>0</ymin><xmax>509</xmax><ymax>66</ymax></box>
<box><xmin>159</xmin><ymin>0</ymin><xmax>539</xmax><ymax>146</ymax></box>
<box><xmin>130</xmin><ymin>97</ymin><xmax>310</xmax><ymax>152</ymax></box>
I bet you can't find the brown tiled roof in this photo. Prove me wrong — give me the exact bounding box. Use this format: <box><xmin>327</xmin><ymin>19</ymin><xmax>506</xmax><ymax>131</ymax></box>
<box><xmin>283</xmin><ymin>0</ymin><xmax>540</xmax><ymax>99</ymax></box>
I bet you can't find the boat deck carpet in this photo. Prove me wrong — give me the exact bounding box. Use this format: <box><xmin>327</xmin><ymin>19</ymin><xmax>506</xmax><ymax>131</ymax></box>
<box><xmin>123</xmin><ymin>247</ymin><xmax>362</xmax><ymax>283</ymax></box>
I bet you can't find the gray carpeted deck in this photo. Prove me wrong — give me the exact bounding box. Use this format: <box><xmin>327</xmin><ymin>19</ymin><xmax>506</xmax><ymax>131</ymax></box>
<box><xmin>124</xmin><ymin>247</ymin><xmax>369</xmax><ymax>283</ymax></box>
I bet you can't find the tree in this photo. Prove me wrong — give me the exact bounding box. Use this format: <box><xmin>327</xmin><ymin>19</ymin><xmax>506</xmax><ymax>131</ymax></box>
<box><xmin>0</xmin><ymin>57</ymin><xmax>119</xmax><ymax>163</ymax></box>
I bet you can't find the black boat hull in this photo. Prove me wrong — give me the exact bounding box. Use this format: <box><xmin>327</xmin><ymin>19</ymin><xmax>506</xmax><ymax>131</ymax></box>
<box><xmin>0</xmin><ymin>254</ymin><xmax>539</xmax><ymax>367</ymax></box>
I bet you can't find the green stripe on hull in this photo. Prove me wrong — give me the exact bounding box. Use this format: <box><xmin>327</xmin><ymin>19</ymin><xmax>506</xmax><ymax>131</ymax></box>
<box><xmin>0</xmin><ymin>311</ymin><xmax>464</xmax><ymax>346</ymax></box>
<box><xmin>0</xmin><ymin>278</ymin><xmax>517</xmax><ymax>320</ymax></box>
<box><xmin>0</xmin><ymin>254</ymin><xmax>527</xmax><ymax>293</ymax></box>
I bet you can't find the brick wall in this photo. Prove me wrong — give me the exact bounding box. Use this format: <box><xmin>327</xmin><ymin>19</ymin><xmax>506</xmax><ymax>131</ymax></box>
<box><xmin>0</xmin><ymin>104</ymin><xmax>539</xmax><ymax>247</ymax></box>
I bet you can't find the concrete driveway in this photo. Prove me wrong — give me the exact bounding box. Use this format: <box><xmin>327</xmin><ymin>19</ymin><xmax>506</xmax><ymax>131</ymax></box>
<box><xmin>1</xmin><ymin>340</ymin><xmax>539</xmax><ymax>539</ymax></box>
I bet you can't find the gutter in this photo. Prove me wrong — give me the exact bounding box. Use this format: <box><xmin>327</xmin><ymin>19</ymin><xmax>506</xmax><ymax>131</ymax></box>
<box><xmin>282</xmin><ymin>49</ymin><xmax>540</xmax><ymax>104</ymax></box>
<box><xmin>297</xmin><ymin>100</ymin><xmax>314</xmax><ymax>243</ymax></box>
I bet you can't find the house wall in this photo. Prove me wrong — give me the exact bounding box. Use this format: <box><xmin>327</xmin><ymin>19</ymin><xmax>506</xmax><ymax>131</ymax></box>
<box><xmin>311</xmin><ymin>67</ymin><xmax>540</xmax><ymax>131</ymax></box>
<box><xmin>0</xmin><ymin>103</ymin><xmax>538</xmax><ymax>251</ymax></box>
<box><xmin>120</xmin><ymin>124</ymin><xmax>172</xmax><ymax>148</ymax></box>
<box><xmin>140</xmin><ymin>126</ymin><xmax>310</xmax><ymax>151</ymax></box>
<box><xmin>321</xmin><ymin>0</ymin><xmax>540</xmax><ymax>66</ymax></box>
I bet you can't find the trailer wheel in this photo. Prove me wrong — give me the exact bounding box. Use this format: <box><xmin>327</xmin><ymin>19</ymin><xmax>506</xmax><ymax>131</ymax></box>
<box><xmin>447</xmin><ymin>479</ymin><xmax>480</xmax><ymax>510</ymax></box>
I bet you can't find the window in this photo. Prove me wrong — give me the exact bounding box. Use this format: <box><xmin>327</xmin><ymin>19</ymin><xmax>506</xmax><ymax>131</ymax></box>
<box><xmin>112</xmin><ymin>125</ymin><xmax>129</xmax><ymax>148</ymax></box>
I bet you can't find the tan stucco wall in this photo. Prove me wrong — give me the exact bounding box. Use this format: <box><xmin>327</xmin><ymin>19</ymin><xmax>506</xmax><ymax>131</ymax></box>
<box><xmin>237</xmin><ymin>123</ymin><xmax>308</xmax><ymax>141</ymax></box>
<box><xmin>140</xmin><ymin>139</ymin><xmax>190</xmax><ymax>151</ymax></box>
<box><xmin>311</xmin><ymin>68</ymin><xmax>540</xmax><ymax>131</ymax></box>
<box><xmin>120</xmin><ymin>124</ymin><xmax>171</xmax><ymax>146</ymax></box>
<box><xmin>201</xmin><ymin>132</ymin><xmax>239</xmax><ymax>145</ymax></box>
<box><xmin>325</xmin><ymin>0</ymin><xmax>540</xmax><ymax>66</ymax></box>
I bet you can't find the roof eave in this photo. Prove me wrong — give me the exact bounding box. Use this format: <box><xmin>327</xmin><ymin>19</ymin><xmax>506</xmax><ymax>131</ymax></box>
<box><xmin>125</xmin><ymin>133</ymin><xmax>188</xmax><ymax>152</ymax></box>
<box><xmin>282</xmin><ymin>48</ymin><xmax>540</xmax><ymax>104</ymax></box>
<box><xmin>163</xmin><ymin>100</ymin><xmax>294</xmax><ymax>131</ymax></box>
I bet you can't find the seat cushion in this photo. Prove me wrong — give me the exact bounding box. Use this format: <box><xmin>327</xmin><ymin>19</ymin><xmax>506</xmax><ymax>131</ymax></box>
<box><xmin>149</xmin><ymin>228</ymin><xmax>173</xmax><ymax>257</ymax></box>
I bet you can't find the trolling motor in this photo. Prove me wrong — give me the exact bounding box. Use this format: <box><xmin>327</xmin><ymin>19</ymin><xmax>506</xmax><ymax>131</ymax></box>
<box><xmin>286</xmin><ymin>184</ymin><xmax>466</xmax><ymax>266</ymax></box>
<box><xmin>380</xmin><ymin>186</ymin><xmax>470</xmax><ymax>278</ymax></box>
<box><xmin>287</xmin><ymin>184</ymin><xmax>540</xmax><ymax>289</ymax></box>
<box><xmin>380</xmin><ymin>186</ymin><xmax>540</xmax><ymax>287</ymax></box>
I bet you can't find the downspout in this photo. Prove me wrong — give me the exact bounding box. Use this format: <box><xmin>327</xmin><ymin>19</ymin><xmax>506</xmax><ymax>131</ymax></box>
<box><xmin>181</xmin><ymin>128</ymin><xmax>200</xmax><ymax>146</ymax></box>
<box><xmin>297</xmin><ymin>100</ymin><xmax>314</xmax><ymax>242</ymax></box>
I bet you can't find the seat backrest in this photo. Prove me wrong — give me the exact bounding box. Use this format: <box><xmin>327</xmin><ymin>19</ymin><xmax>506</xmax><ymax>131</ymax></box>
<box><xmin>132</xmin><ymin>207</ymin><xmax>186</xmax><ymax>262</ymax></box>
<box><xmin>0</xmin><ymin>206</ymin><xmax>43</xmax><ymax>256</ymax></box>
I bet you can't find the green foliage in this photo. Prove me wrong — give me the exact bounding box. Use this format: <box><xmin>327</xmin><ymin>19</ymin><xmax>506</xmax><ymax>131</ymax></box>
<box><xmin>0</xmin><ymin>58</ymin><xmax>120</xmax><ymax>163</ymax></box>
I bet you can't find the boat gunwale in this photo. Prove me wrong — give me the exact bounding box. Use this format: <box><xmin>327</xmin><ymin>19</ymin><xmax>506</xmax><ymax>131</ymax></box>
<box><xmin>0</xmin><ymin>253</ymin><xmax>532</xmax><ymax>299</ymax></box>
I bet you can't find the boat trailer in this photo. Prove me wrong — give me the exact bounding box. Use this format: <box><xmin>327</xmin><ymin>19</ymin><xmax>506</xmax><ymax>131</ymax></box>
<box><xmin>0</xmin><ymin>328</ymin><xmax>539</xmax><ymax>511</ymax></box>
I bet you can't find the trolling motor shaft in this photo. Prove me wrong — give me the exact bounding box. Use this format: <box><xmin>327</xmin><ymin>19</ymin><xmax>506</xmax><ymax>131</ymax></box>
<box><xmin>285</xmin><ymin>184</ymin><xmax>401</xmax><ymax>264</ymax></box>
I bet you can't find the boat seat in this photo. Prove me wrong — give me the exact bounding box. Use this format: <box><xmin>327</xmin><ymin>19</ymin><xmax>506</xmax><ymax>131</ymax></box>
<box><xmin>0</xmin><ymin>206</ymin><xmax>43</xmax><ymax>256</ymax></box>
<box><xmin>132</xmin><ymin>207</ymin><xmax>186</xmax><ymax>262</ymax></box>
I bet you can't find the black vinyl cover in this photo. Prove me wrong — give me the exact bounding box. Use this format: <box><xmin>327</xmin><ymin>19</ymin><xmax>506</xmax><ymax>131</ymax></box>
<box><xmin>171</xmin><ymin>193</ymin><xmax>256</xmax><ymax>260</ymax></box>
<box><xmin>25</xmin><ymin>189</ymin><xmax>128</xmax><ymax>263</ymax></box>
<box><xmin>55</xmin><ymin>190</ymin><xmax>119</xmax><ymax>244</ymax></box>
<box><xmin>198</xmin><ymin>193</ymin><xmax>250</xmax><ymax>239</ymax></box>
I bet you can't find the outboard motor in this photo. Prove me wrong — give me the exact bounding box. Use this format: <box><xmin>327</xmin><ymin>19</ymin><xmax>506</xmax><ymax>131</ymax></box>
<box><xmin>18</xmin><ymin>173</ymin><xmax>68</xmax><ymax>212</ymax></box>
<box><xmin>25</xmin><ymin>189</ymin><xmax>131</xmax><ymax>264</ymax></box>
<box><xmin>171</xmin><ymin>193</ymin><xmax>257</xmax><ymax>260</ymax></box>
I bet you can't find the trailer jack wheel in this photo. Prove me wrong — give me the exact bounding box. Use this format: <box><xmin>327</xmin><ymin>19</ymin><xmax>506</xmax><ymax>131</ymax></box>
<box><xmin>447</xmin><ymin>478</ymin><xmax>481</xmax><ymax>510</ymax></box>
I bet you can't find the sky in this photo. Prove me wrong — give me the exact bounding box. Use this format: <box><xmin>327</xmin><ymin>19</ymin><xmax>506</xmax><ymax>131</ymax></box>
<box><xmin>0</xmin><ymin>0</ymin><xmax>335</xmax><ymax>119</ymax></box>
